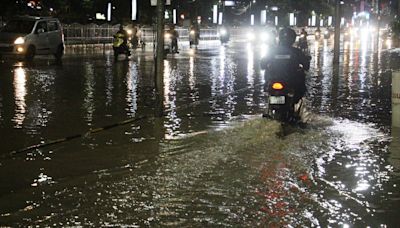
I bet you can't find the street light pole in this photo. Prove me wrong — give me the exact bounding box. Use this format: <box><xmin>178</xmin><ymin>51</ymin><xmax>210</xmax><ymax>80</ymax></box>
<box><xmin>155</xmin><ymin>0</ymin><xmax>165</xmax><ymax>117</ymax></box>
<box><xmin>333</xmin><ymin>0</ymin><xmax>341</xmax><ymax>64</ymax></box>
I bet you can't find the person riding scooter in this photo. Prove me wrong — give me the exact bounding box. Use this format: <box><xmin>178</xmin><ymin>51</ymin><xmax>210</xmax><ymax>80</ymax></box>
<box><xmin>164</xmin><ymin>25</ymin><xmax>179</xmax><ymax>54</ymax></box>
<box><xmin>298</xmin><ymin>28</ymin><xmax>308</xmax><ymax>53</ymax></box>
<box><xmin>261</xmin><ymin>27</ymin><xmax>310</xmax><ymax>105</ymax></box>
<box><xmin>189</xmin><ymin>24</ymin><xmax>200</xmax><ymax>47</ymax></box>
<box><xmin>218</xmin><ymin>25</ymin><xmax>230</xmax><ymax>44</ymax></box>
<box><xmin>315</xmin><ymin>27</ymin><xmax>321</xmax><ymax>40</ymax></box>
<box><xmin>113</xmin><ymin>25</ymin><xmax>131</xmax><ymax>59</ymax></box>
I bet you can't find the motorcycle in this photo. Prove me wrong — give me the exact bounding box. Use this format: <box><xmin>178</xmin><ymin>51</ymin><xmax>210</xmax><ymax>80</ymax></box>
<box><xmin>298</xmin><ymin>33</ymin><xmax>308</xmax><ymax>53</ymax></box>
<box><xmin>323</xmin><ymin>30</ymin><xmax>331</xmax><ymax>39</ymax></box>
<box><xmin>314</xmin><ymin>30</ymin><xmax>321</xmax><ymax>40</ymax></box>
<box><xmin>189</xmin><ymin>29</ymin><xmax>199</xmax><ymax>47</ymax></box>
<box><xmin>164</xmin><ymin>32</ymin><xmax>178</xmax><ymax>54</ymax></box>
<box><xmin>219</xmin><ymin>28</ymin><xmax>230</xmax><ymax>44</ymax></box>
<box><xmin>113</xmin><ymin>33</ymin><xmax>131</xmax><ymax>60</ymax></box>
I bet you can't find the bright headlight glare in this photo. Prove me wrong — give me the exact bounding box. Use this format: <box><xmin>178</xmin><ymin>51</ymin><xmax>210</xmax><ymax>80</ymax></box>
<box><xmin>261</xmin><ymin>32</ymin><xmax>269</xmax><ymax>40</ymax></box>
<box><xmin>127</xmin><ymin>29</ymin><xmax>133</xmax><ymax>35</ymax></box>
<box><xmin>247</xmin><ymin>32</ymin><xmax>255</xmax><ymax>40</ymax></box>
<box><xmin>164</xmin><ymin>33</ymin><xmax>171</xmax><ymax>39</ymax></box>
<box><xmin>14</xmin><ymin>37</ymin><xmax>25</xmax><ymax>45</ymax></box>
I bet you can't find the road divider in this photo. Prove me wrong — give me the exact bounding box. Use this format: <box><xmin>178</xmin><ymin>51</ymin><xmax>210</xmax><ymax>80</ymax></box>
<box><xmin>9</xmin><ymin>116</ymin><xmax>148</xmax><ymax>157</ymax></box>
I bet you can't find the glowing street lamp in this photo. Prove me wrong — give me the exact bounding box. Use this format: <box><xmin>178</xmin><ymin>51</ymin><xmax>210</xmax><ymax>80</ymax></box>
<box><xmin>107</xmin><ymin>2</ymin><xmax>112</xmax><ymax>21</ymax></box>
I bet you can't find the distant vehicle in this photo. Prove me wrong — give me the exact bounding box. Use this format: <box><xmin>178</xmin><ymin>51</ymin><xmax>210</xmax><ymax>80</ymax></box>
<box><xmin>247</xmin><ymin>26</ymin><xmax>277</xmax><ymax>46</ymax></box>
<box><xmin>113</xmin><ymin>33</ymin><xmax>131</xmax><ymax>60</ymax></box>
<box><xmin>314</xmin><ymin>29</ymin><xmax>321</xmax><ymax>40</ymax></box>
<box><xmin>164</xmin><ymin>31</ymin><xmax>178</xmax><ymax>54</ymax></box>
<box><xmin>323</xmin><ymin>29</ymin><xmax>331</xmax><ymax>39</ymax></box>
<box><xmin>189</xmin><ymin>27</ymin><xmax>199</xmax><ymax>47</ymax></box>
<box><xmin>218</xmin><ymin>27</ymin><xmax>230</xmax><ymax>44</ymax></box>
<box><xmin>0</xmin><ymin>16</ymin><xmax>64</xmax><ymax>61</ymax></box>
<box><xmin>298</xmin><ymin>33</ymin><xmax>308</xmax><ymax>53</ymax></box>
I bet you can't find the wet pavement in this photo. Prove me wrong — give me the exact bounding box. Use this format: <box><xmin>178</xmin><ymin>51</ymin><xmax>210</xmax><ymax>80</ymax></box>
<box><xmin>0</xmin><ymin>35</ymin><xmax>400</xmax><ymax>226</ymax></box>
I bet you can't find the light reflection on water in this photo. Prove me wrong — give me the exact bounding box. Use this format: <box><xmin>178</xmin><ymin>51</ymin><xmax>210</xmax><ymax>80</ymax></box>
<box><xmin>164</xmin><ymin>60</ymin><xmax>182</xmax><ymax>139</ymax></box>
<box><xmin>83</xmin><ymin>63</ymin><xmax>95</xmax><ymax>125</ymax></box>
<box><xmin>125</xmin><ymin>61</ymin><xmax>138</xmax><ymax>117</ymax></box>
<box><xmin>12</xmin><ymin>67</ymin><xmax>27</xmax><ymax>128</ymax></box>
<box><xmin>310</xmin><ymin>120</ymin><xmax>393</xmax><ymax>226</ymax></box>
<box><xmin>209</xmin><ymin>45</ymin><xmax>237</xmax><ymax>121</ymax></box>
<box><xmin>305</xmin><ymin>33</ymin><xmax>398</xmax><ymax>226</ymax></box>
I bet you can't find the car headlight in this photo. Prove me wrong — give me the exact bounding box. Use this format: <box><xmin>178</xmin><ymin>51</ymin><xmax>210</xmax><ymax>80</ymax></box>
<box><xmin>247</xmin><ymin>32</ymin><xmax>255</xmax><ymax>41</ymax></box>
<box><xmin>14</xmin><ymin>37</ymin><xmax>25</xmax><ymax>45</ymax></box>
<box><xmin>261</xmin><ymin>32</ymin><xmax>269</xmax><ymax>41</ymax></box>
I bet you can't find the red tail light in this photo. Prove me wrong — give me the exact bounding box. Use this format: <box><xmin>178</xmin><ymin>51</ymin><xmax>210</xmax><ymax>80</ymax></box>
<box><xmin>272</xmin><ymin>82</ymin><xmax>284</xmax><ymax>90</ymax></box>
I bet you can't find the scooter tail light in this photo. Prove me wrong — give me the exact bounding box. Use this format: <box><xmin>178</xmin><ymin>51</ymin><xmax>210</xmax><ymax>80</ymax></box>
<box><xmin>272</xmin><ymin>82</ymin><xmax>284</xmax><ymax>90</ymax></box>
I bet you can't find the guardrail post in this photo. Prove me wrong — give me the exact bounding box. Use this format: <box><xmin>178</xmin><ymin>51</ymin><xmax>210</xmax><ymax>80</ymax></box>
<box><xmin>393</xmin><ymin>71</ymin><xmax>400</xmax><ymax>127</ymax></box>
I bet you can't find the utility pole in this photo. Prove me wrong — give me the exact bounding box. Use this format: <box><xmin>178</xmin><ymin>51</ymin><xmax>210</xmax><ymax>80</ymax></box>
<box><xmin>155</xmin><ymin>0</ymin><xmax>165</xmax><ymax>117</ymax></box>
<box><xmin>333</xmin><ymin>0</ymin><xmax>341</xmax><ymax>64</ymax></box>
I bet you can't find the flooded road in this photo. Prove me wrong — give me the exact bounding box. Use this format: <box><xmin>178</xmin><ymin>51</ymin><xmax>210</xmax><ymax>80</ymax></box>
<box><xmin>0</xmin><ymin>36</ymin><xmax>399</xmax><ymax>226</ymax></box>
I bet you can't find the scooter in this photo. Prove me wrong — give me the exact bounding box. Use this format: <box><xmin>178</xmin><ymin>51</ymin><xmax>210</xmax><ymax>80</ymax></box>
<box><xmin>164</xmin><ymin>32</ymin><xmax>178</xmax><ymax>54</ymax></box>
<box><xmin>113</xmin><ymin>33</ymin><xmax>131</xmax><ymax>60</ymax></box>
<box><xmin>265</xmin><ymin>80</ymin><xmax>301</xmax><ymax>123</ymax></box>
<box><xmin>219</xmin><ymin>28</ymin><xmax>230</xmax><ymax>44</ymax></box>
<box><xmin>323</xmin><ymin>30</ymin><xmax>331</xmax><ymax>39</ymax></box>
<box><xmin>189</xmin><ymin>29</ymin><xmax>199</xmax><ymax>47</ymax></box>
<box><xmin>315</xmin><ymin>30</ymin><xmax>321</xmax><ymax>40</ymax></box>
<box><xmin>298</xmin><ymin>34</ymin><xmax>308</xmax><ymax>53</ymax></box>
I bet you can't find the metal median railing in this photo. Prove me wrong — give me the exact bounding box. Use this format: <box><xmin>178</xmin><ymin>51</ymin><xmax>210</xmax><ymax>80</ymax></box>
<box><xmin>62</xmin><ymin>24</ymin><xmax>222</xmax><ymax>45</ymax></box>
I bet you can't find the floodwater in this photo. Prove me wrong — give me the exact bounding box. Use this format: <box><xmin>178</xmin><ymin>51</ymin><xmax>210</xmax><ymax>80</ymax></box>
<box><xmin>0</xmin><ymin>35</ymin><xmax>399</xmax><ymax>226</ymax></box>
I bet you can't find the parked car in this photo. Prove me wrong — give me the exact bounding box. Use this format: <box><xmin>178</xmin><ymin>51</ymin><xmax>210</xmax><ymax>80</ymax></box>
<box><xmin>0</xmin><ymin>16</ymin><xmax>64</xmax><ymax>61</ymax></box>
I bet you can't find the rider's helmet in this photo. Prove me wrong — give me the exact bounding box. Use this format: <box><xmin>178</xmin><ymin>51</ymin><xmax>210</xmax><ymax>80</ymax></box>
<box><xmin>278</xmin><ymin>27</ymin><xmax>296</xmax><ymax>46</ymax></box>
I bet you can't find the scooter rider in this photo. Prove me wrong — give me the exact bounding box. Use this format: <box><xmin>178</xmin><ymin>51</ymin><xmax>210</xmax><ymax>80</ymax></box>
<box><xmin>298</xmin><ymin>28</ymin><xmax>308</xmax><ymax>52</ymax></box>
<box><xmin>169</xmin><ymin>25</ymin><xmax>179</xmax><ymax>53</ymax></box>
<box><xmin>218</xmin><ymin>25</ymin><xmax>230</xmax><ymax>43</ymax></box>
<box><xmin>300</xmin><ymin>28</ymin><xmax>308</xmax><ymax>38</ymax></box>
<box><xmin>189</xmin><ymin>24</ymin><xmax>200</xmax><ymax>47</ymax></box>
<box><xmin>261</xmin><ymin>27</ymin><xmax>310</xmax><ymax>104</ymax></box>
<box><xmin>114</xmin><ymin>24</ymin><xmax>131</xmax><ymax>56</ymax></box>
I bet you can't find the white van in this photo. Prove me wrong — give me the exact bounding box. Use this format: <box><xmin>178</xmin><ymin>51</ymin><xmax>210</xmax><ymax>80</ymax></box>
<box><xmin>0</xmin><ymin>16</ymin><xmax>65</xmax><ymax>61</ymax></box>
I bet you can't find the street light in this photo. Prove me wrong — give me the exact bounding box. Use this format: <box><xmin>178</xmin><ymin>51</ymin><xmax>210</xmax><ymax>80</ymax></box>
<box><xmin>132</xmin><ymin>0</ymin><xmax>137</xmax><ymax>21</ymax></box>
<box><xmin>107</xmin><ymin>2</ymin><xmax>112</xmax><ymax>21</ymax></box>
<box><xmin>213</xmin><ymin>5</ymin><xmax>218</xmax><ymax>24</ymax></box>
